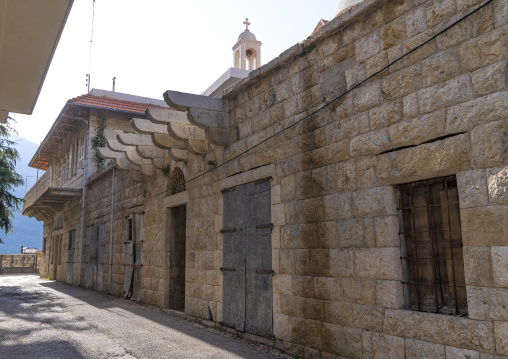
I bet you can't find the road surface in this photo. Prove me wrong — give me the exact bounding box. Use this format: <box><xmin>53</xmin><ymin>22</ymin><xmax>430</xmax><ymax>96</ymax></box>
<box><xmin>0</xmin><ymin>274</ymin><xmax>290</xmax><ymax>359</ymax></box>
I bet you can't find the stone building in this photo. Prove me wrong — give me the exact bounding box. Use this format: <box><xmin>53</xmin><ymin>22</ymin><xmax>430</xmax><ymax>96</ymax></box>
<box><xmin>24</xmin><ymin>0</ymin><xmax>508</xmax><ymax>358</ymax></box>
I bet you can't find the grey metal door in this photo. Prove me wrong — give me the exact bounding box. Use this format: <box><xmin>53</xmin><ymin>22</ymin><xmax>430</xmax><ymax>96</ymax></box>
<box><xmin>124</xmin><ymin>214</ymin><xmax>143</xmax><ymax>300</ymax></box>
<box><xmin>222</xmin><ymin>178</ymin><xmax>272</xmax><ymax>336</ymax></box>
<box><xmin>96</xmin><ymin>223</ymin><xmax>105</xmax><ymax>292</ymax></box>
<box><xmin>66</xmin><ymin>230</ymin><xmax>75</xmax><ymax>284</ymax></box>
<box><xmin>84</xmin><ymin>226</ymin><xmax>95</xmax><ymax>289</ymax></box>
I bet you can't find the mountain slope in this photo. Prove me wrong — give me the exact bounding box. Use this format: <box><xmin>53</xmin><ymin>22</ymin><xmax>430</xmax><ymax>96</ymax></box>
<box><xmin>0</xmin><ymin>136</ymin><xmax>44</xmax><ymax>254</ymax></box>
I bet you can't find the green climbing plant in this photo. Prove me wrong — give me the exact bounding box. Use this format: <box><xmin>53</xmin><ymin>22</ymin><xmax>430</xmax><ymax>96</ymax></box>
<box><xmin>91</xmin><ymin>114</ymin><xmax>108</xmax><ymax>169</ymax></box>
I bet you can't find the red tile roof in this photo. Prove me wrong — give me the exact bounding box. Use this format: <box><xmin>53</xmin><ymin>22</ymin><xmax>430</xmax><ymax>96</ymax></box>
<box><xmin>312</xmin><ymin>19</ymin><xmax>329</xmax><ymax>36</ymax></box>
<box><xmin>68</xmin><ymin>93</ymin><xmax>170</xmax><ymax>115</ymax></box>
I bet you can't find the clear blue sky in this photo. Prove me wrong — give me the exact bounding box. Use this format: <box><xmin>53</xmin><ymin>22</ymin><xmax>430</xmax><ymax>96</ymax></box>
<box><xmin>13</xmin><ymin>0</ymin><xmax>339</xmax><ymax>144</ymax></box>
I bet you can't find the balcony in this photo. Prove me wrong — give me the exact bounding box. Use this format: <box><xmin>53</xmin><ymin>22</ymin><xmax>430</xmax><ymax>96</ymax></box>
<box><xmin>23</xmin><ymin>170</ymin><xmax>82</xmax><ymax>221</ymax></box>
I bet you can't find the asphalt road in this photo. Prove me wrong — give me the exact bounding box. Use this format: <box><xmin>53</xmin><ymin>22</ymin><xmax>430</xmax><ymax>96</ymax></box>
<box><xmin>0</xmin><ymin>275</ymin><xmax>290</xmax><ymax>359</ymax></box>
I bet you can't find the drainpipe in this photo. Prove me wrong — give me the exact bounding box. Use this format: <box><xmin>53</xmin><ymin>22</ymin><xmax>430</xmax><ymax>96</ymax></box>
<box><xmin>108</xmin><ymin>167</ymin><xmax>115</xmax><ymax>285</ymax></box>
<box><xmin>77</xmin><ymin>116</ymin><xmax>89</xmax><ymax>286</ymax></box>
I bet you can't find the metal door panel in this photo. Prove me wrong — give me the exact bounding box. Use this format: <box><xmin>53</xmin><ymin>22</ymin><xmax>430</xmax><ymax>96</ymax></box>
<box><xmin>131</xmin><ymin>214</ymin><xmax>143</xmax><ymax>301</ymax></box>
<box><xmin>222</xmin><ymin>178</ymin><xmax>272</xmax><ymax>336</ymax></box>
<box><xmin>246</xmin><ymin>187</ymin><xmax>271</xmax><ymax>228</ymax></box>
<box><xmin>84</xmin><ymin>226</ymin><xmax>94</xmax><ymax>289</ymax></box>
<box><xmin>96</xmin><ymin>223</ymin><xmax>105</xmax><ymax>293</ymax></box>
<box><xmin>245</xmin><ymin>226</ymin><xmax>272</xmax><ymax>336</ymax></box>
<box><xmin>66</xmin><ymin>231</ymin><xmax>75</xmax><ymax>284</ymax></box>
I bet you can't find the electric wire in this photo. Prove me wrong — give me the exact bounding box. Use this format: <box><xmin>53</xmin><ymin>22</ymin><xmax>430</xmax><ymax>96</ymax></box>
<box><xmin>38</xmin><ymin>0</ymin><xmax>496</xmax><ymax>216</ymax></box>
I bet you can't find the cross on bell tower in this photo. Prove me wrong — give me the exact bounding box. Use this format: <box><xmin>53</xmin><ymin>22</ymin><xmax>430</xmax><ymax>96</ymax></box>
<box><xmin>243</xmin><ymin>18</ymin><xmax>250</xmax><ymax>30</ymax></box>
<box><xmin>233</xmin><ymin>18</ymin><xmax>262</xmax><ymax>71</ymax></box>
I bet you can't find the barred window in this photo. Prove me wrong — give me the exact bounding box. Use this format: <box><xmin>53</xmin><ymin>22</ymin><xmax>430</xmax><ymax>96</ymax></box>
<box><xmin>398</xmin><ymin>176</ymin><xmax>467</xmax><ymax>315</ymax></box>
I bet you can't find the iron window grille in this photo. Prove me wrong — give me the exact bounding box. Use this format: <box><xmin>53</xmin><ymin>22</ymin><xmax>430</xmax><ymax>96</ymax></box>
<box><xmin>398</xmin><ymin>176</ymin><xmax>467</xmax><ymax>316</ymax></box>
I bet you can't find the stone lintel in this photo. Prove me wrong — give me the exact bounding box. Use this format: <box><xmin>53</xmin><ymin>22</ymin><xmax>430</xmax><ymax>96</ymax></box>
<box><xmin>131</xmin><ymin>117</ymin><xmax>168</xmax><ymax>134</ymax></box>
<box><xmin>151</xmin><ymin>133</ymin><xmax>186</xmax><ymax>150</ymax></box>
<box><xmin>169</xmin><ymin>148</ymin><xmax>189</xmax><ymax>162</ymax></box>
<box><xmin>117</xmin><ymin>133</ymin><xmax>154</xmax><ymax>146</ymax></box>
<box><xmin>163</xmin><ymin>90</ymin><xmax>226</xmax><ymax>112</ymax></box>
<box><xmin>136</xmin><ymin>145</ymin><xmax>168</xmax><ymax>159</ymax></box>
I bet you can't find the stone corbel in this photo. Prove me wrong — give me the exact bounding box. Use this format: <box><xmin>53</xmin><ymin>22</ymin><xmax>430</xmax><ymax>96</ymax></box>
<box><xmin>97</xmin><ymin>147</ymin><xmax>140</xmax><ymax>172</ymax></box>
<box><xmin>146</xmin><ymin>108</ymin><xmax>208</xmax><ymax>155</ymax></box>
<box><xmin>163</xmin><ymin>90</ymin><xmax>229</xmax><ymax>146</ymax></box>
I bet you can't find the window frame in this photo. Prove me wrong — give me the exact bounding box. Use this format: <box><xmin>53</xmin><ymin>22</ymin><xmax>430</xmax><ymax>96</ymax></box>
<box><xmin>397</xmin><ymin>176</ymin><xmax>467</xmax><ymax>316</ymax></box>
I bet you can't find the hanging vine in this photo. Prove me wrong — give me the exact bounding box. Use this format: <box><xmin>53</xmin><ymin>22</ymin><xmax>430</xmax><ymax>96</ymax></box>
<box><xmin>91</xmin><ymin>114</ymin><xmax>108</xmax><ymax>169</ymax></box>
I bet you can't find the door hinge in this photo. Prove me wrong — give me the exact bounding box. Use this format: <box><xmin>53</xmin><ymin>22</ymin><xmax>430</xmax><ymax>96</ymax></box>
<box><xmin>221</xmin><ymin>187</ymin><xmax>236</xmax><ymax>193</ymax></box>
<box><xmin>256</xmin><ymin>269</ymin><xmax>275</xmax><ymax>275</ymax></box>
<box><xmin>220</xmin><ymin>267</ymin><xmax>236</xmax><ymax>272</ymax></box>
<box><xmin>256</xmin><ymin>223</ymin><xmax>274</xmax><ymax>229</ymax></box>
<box><xmin>254</xmin><ymin>177</ymin><xmax>272</xmax><ymax>185</ymax></box>
<box><xmin>220</xmin><ymin>228</ymin><xmax>236</xmax><ymax>233</ymax></box>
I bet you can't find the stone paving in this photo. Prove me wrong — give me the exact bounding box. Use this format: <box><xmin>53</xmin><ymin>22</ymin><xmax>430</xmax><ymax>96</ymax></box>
<box><xmin>0</xmin><ymin>275</ymin><xmax>291</xmax><ymax>359</ymax></box>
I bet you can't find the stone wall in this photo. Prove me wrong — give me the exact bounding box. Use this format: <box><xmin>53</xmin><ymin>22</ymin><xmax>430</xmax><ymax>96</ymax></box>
<box><xmin>179</xmin><ymin>0</ymin><xmax>508</xmax><ymax>357</ymax></box>
<box><xmin>33</xmin><ymin>0</ymin><xmax>508</xmax><ymax>357</ymax></box>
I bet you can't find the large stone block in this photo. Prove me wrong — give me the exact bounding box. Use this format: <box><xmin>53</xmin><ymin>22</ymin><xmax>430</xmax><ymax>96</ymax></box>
<box><xmin>355</xmin><ymin>82</ymin><xmax>383</xmax><ymax>112</ymax></box>
<box><xmin>273</xmin><ymin>274</ymin><xmax>293</xmax><ymax>295</ymax></box>
<box><xmin>405</xmin><ymin>5</ymin><xmax>428</xmax><ymax>38</ymax></box>
<box><xmin>273</xmin><ymin>313</ymin><xmax>289</xmax><ymax>341</ymax></box>
<box><xmin>383</xmin><ymin>0</ymin><xmax>413</xmax><ymax>23</ymax></box>
<box><xmin>345</xmin><ymin>64</ymin><xmax>366</xmax><ymax>90</ymax></box>
<box><xmin>488</xmin><ymin>167</ymin><xmax>508</xmax><ymax>205</ymax></box>
<box><xmin>366</xmin><ymin>51</ymin><xmax>388</xmax><ymax>77</ymax></box>
<box><xmin>350</xmin><ymin>129</ymin><xmax>392</xmax><ymax>157</ymax></box>
<box><xmin>335</xmin><ymin>160</ymin><xmax>357</xmax><ymax>193</ymax></box>
<box><xmin>324</xmin><ymin>193</ymin><xmax>353</xmax><ymax>221</ymax></box>
<box><xmin>355</xmin><ymin>247</ymin><xmax>401</xmax><ymax>280</ymax></box>
<box><xmin>422</xmin><ymin>48</ymin><xmax>462</xmax><ymax>87</ymax></box>
<box><xmin>493</xmin><ymin>0</ymin><xmax>508</xmax><ymax>28</ymax></box>
<box><xmin>384</xmin><ymin>309</ymin><xmax>496</xmax><ymax>352</ymax></box>
<box><xmin>342</xmin><ymin>112</ymin><xmax>369</xmax><ymax>139</ymax></box>
<box><xmin>388</xmin><ymin>109</ymin><xmax>446</xmax><ymax>149</ymax></box>
<box><xmin>470</xmin><ymin>119</ymin><xmax>508</xmax><ymax>169</ymax></box>
<box><xmin>463</xmin><ymin>246</ymin><xmax>493</xmax><ymax>286</ymax></box>
<box><xmin>446</xmin><ymin>346</ymin><xmax>480</xmax><ymax>359</ymax></box>
<box><xmin>353</xmin><ymin>187</ymin><xmax>397</xmax><ymax>217</ymax></box>
<box><xmin>426</xmin><ymin>0</ymin><xmax>457</xmax><ymax>28</ymax></box>
<box><xmin>337</xmin><ymin>219</ymin><xmax>365</xmax><ymax>248</ymax></box>
<box><xmin>352</xmin><ymin>304</ymin><xmax>384</xmax><ymax>332</ymax></box>
<box><xmin>279</xmin><ymin>249</ymin><xmax>295</xmax><ymax>274</ymax></box>
<box><xmin>495</xmin><ymin>322</ymin><xmax>508</xmax><ymax>355</ymax></box>
<box><xmin>381</xmin><ymin>17</ymin><xmax>406</xmax><ymax>50</ymax></box>
<box><xmin>457</xmin><ymin>170</ymin><xmax>489</xmax><ymax>208</ymax></box>
<box><xmin>322</xmin><ymin>323</ymin><xmax>363</xmax><ymax>359</ymax></box>
<box><xmin>342</xmin><ymin>278</ymin><xmax>376</xmax><ymax>305</ymax></box>
<box><xmin>325</xmin><ymin>300</ymin><xmax>354</xmax><ymax>326</ymax></box>
<box><xmin>418</xmin><ymin>74</ymin><xmax>474</xmax><ymax>115</ymax></box>
<box><xmin>492</xmin><ymin>246</ymin><xmax>508</xmax><ymax>287</ymax></box>
<box><xmin>305</xmin><ymin>319</ymin><xmax>323</xmax><ymax>351</ymax></box>
<box><xmin>374</xmin><ymin>215</ymin><xmax>399</xmax><ymax>247</ymax></box>
<box><xmin>471</xmin><ymin>60</ymin><xmax>506</xmax><ymax>97</ymax></box>
<box><xmin>356</xmin><ymin>30</ymin><xmax>381</xmax><ymax>64</ymax></box>
<box><xmin>288</xmin><ymin>315</ymin><xmax>306</xmax><ymax>345</ymax></box>
<box><xmin>460</xmin><ymin>27</ymin><xmax>508</xmax><ymax>73</ymax></box>
<box><xmin>297</xmin><ymin>297</ymin><xmax>325</xmax><ymax>321</ymax></box>
<box><xmin>461</xmin><ymin>206</ymin><xmax>508</xmax><ymax>246</ymax></box>
<box><xmin>314</xmin><ymin>276</ymin><xmax>341</xmax><ymax>301</ymax></box>
<box><xmin>467</xmin><ymin>286</ymin><xmax>508</xmax><ymax>321</ymax></box>
<box><xmin>292</xmin><ymin>275</ymin><xmax>314</xmax><ymax>297</ymax></box>
<box><xmin>405</xmin><ymin>339</ymin><xmax>446</xmax><ymax>359</ymax></box>
<box><xmin>375</xmin><ymin>279</ymin><xmax>404</xmax><ymax>309</ymax></box>
<box><xmin>362</xmin><ymin>331</ymin><xmax>405</xmax><ymax>359</ymax></box>
<box><xmin>436</xmin><ymin>18</ymin><xmax>473</xmax><ymax>50</ymax></box>
<box><xmin>368</xmin><ymin>99</ymin><xmax>403</xmax><ymax>131</ymax></box>
<box><xmin>330</xmin><ymin>248</ymin><xmax>355</xmax><ymax>277</ymax></box>
<box><xmin>382</xmin><ymin>64</ymin><xmax>422</xmax><ymax>100</ymax></box>
<box><xmin>378</xmin><ymin>133</ymin><xmax>471</xmax><ymax>185</ymax></box>
<box><xmin>446</xmin><ymin>91</ymin><xmax>508</xmax><ymax>133</ymax></box>
<box><xmin>356</xmin><ymin>156</ymin><xmax>378</xmax><ymax>189</ymax></box>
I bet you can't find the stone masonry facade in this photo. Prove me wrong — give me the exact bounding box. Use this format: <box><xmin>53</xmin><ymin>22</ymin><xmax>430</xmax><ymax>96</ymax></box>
<box><xmin>33</xmin><ymin>0</ymin><xmax>508</xmax><ymax>357</ymax></box>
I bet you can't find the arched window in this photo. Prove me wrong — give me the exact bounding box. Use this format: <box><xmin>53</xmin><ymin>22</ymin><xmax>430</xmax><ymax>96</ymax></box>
<box><xmin>246</xmin><ymin>49</ymin><xmax>255</xmax><ymax>70</ymax></box>
<box><xmin>235</xmin><ymin>50</ymin><xmax>240</xmax><ymax>68</ymax></box>
<box><xmin>169</xmin><ymin>168</ymin><xmax>186</xmax><ymax>195</ymax></box>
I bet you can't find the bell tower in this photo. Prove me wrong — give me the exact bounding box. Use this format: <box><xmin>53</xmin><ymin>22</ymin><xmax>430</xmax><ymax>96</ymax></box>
<box><xmin>232</xmin><ymin>18</ymin><xmax>262</xmax><ymax>71</ymax></box>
